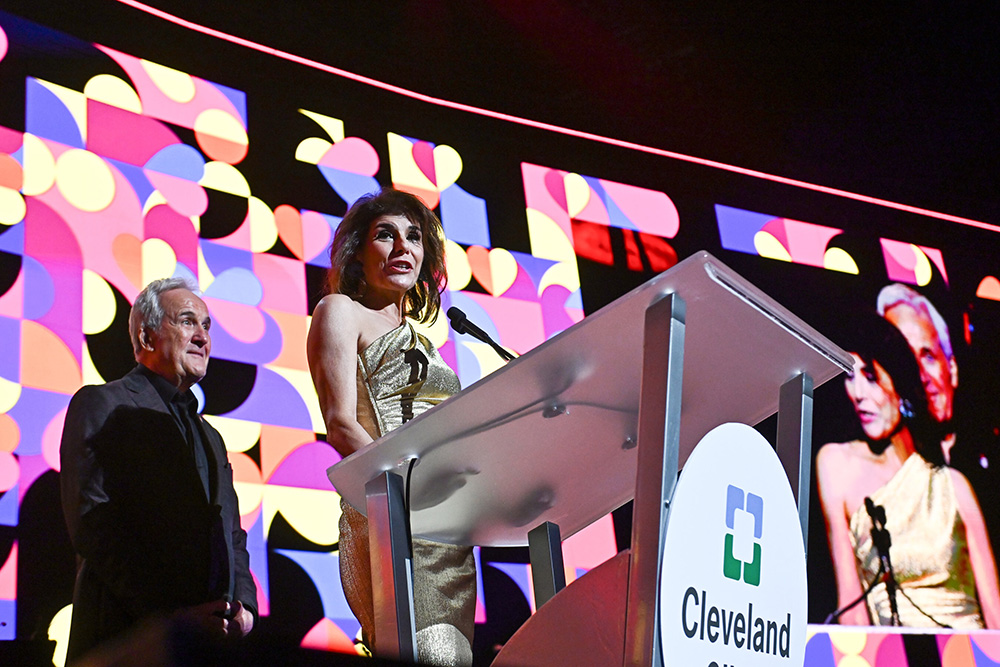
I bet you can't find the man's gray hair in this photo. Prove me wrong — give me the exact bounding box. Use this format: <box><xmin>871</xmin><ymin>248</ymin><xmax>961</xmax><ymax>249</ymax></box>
<box><xmin>129</xmin><ymin>277</ymin><xmax>197</xmax><ymax>359</ymax></box>
<box><xmin>876</xmin><ymin>282</ymin><xmax>954</xmax><ymax>359</ymax></box>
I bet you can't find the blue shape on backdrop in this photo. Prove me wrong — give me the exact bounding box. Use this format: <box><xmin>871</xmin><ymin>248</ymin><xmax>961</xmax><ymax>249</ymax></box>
<box><xmin>802</xmin><ymin>631</ymin><xmax>836</xmax><ymax>667</ymax></box>
<box><xmin>0</xmin><ymin>220</ymin><xmax>24</xmax><ymax>254</ymax></box>
<box><xmin>0</xmin><ymin>487</ymin><xmax>19</xmax><ymax>526</ymax></box>
<box><xmin>490</xmin><ymin>562</ymin><xmax>531</xmax><ymax>609</ymax></box>
<box><xmin>275</xmin><ymin>549</ymin><xmax>354</xmax><ymax>621</ymax></box>
<box><xmin>0</xmin><ymin>599</ymin><xmax>14</xmax><ymax>639</ymax></box>
<box><xmin>440</xmin><ymin>184</ymin><xmax>490</xmax><ymax>247</ymax></box>
<box><xmin>715</xmin><ymin>204</ymin><xmax>775</xmax><ymax>255</ymax></box>
<box><xmin>0</xmin><ymin>315</ymin><xmax>19</xmax><ymax>381</ymax></box>
<box><xmin>453</xmin><ymin>336</ymin><xmax>482</xmax><ymax>390</ymax></box>
<box><xmin>8</xmin><ymin>388</ymin><xmax>70</xmax><ymax>456</ymax></box>
<box><xmin>246</xmin><ymin>515</ymin><xmax>269</xmax><ymax>600</ymax></box>
<box><xmin>209</xmin><ymin>81</ymin><xmax>249</xmax><ymax>126</ymax></box>
<box><xmin>317</xmin><ymin>167</ymin><xmax>379</xmax><ymax>208</ymax></box>
<box><xmin>973</xmin><ymin>639</ymin><xmax>1000</xmax><ymax>666</ymax></box>
<box><xmin>207</xmin><ymin>310</ymin><xmax>283</xmax><ymax>367</ymax></box>
<box><xmin>508</xmin><ymin>252</ymin><xmax>557</xmax><ymax>293</ymax></box>
<box><xmin>204</xmin><ymin>267</ymin><xmax>263</xmax><ymax>306</ymax></box>
<box><xmin>220</xmin><ymin>366</ymin><xmax>311</xmax><ymax>430</ymax></box>
<box><xmin>200</xmin><ymin>240</ymin><xmax>254</xmax><ymax>274</ymax></box>
<box><xmin>25</xmin><ymin>78</ymin><xmax>84</xmax><ymax>148</ymax></box>
<box><xmin>583</xmin><ymin>177</ymin><xmax>639</xmax><ymax>232</ymax></box>
<box><xmin>144</xmin><ymin>143</ymin><xmax>206</xmax><ymax>182</ymax></box>
<box><xmin>108</xmin><ymin>158</ymin><xmax>155</xmax><ymax>205</ymax></box>
<box><xmin>21</xmin><ymin>256</ymin><xmax>55</xmax><ymax>322</ymax></box>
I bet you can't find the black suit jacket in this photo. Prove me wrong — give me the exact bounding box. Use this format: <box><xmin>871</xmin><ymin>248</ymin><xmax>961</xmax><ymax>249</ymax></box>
<box><xmin>60</xmin><ymin>365</ymin><xmax>256</xmax><ymax>660</ymax></box>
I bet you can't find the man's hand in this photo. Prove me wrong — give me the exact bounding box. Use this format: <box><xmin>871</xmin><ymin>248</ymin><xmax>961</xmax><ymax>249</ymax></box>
<box><xmin>179</xmin><ymin>599</ymin><xmax>252</xmax><ymax>639</ymax></box>
<box><xmin>228</xmin><ymin>600</ymin><xmax>254</xmax><ymax>638</ymax></box>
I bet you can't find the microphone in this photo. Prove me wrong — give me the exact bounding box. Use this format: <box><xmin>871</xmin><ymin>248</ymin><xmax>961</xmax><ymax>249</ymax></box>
<box><xmin>447</xmin><ymin>307</ymin><xmax>516</xmax><ymax>362</ymax></box>
<box><xmin>864</xmin><ymin>496</ymin><xmax>899</xmax><ymax>625</ymax></box>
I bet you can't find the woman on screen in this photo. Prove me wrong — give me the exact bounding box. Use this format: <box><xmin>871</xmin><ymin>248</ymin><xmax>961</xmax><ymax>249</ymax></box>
<box><xmin>816</xmin><ymin>313</ymin><xmax>1000</xmax><ymax>628</ymax></box>
<box><xmin>307</xmin><ymin>187</ymin><xmax>476</xmax><ymax>665</ymax></box>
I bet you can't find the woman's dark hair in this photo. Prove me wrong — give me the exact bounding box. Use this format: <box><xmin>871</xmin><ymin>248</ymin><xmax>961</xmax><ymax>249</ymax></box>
<box><xmin>839</xmin><ymin>311</ymin><xmax>944</xmax><ymax>465</ymax></box>
<box><xmin>325</xmin><ymin>187</ymin><xmax>447</xmax><ymax>323</ymax></box>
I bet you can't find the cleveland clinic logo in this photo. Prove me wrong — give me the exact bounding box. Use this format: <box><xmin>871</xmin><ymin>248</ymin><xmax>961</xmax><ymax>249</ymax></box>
<box><xmin>723</xmin><ymin>485</ymin><xmax>762</xmax><ymax>586</ymax></box>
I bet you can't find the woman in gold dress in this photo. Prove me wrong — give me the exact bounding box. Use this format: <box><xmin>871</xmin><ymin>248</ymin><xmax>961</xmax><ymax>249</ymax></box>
<box><xmin>307</xmin><ymin>187</ymin><xmax>476</xmax><ymax>664</ymax></box>
<box><xmin>816</xmin><ymin>314</ymin><xmax>1000</xmax><ymax>628</ymax></box>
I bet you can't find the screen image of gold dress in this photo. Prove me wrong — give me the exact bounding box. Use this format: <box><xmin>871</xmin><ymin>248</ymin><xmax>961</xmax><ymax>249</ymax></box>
<box><xmin>850</xmin><ymin>452</ymin><xmax>985</xmax><ymax>629</ymax></box>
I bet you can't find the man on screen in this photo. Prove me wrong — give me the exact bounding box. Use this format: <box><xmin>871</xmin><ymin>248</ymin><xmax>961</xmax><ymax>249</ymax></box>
<box><xmin>877</xmin><ymin>283</ymin><xmax>1000</xmax><ymax>549</ymax></box>
<box><xmin>60</xmin><ymin>277</ymin><xmax>256</xmax><ymax>662</ymax></box>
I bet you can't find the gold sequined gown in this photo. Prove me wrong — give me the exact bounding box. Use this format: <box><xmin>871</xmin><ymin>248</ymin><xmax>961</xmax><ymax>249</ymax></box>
<box><xmin>849</xmin><ymin>452</ymin><xmax>985</xmax><ymax>629</ymax></box>
<box><xmin>338</xmin><ymin>321</ymin><xmax>477</xmax><ymax>665</ymax></box>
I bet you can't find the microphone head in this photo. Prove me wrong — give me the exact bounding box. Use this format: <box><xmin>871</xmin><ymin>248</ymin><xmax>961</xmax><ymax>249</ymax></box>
<box><xmin>446</xmin><ymin>306</ymin><xmax>467</xmax><ymax>333</ymax></box>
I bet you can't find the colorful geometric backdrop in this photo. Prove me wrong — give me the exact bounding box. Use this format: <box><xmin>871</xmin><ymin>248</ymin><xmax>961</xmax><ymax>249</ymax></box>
<box><xmin>0</xmin><ymin>7</ymin><xmax>999</xmax><ymax>667</ymax></box>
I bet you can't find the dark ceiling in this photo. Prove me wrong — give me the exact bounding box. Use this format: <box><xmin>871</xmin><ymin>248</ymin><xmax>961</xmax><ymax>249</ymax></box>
<box><xmin>12</xmin><ymin>1</ymin><xmax>1000</xmax><ymax>222</ymax></box>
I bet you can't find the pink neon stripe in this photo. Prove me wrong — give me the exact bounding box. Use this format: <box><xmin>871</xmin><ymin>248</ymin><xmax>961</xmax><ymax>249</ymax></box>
<box><xmin>116</xmin><ymin>0</ymin><xmax>1000</xmax><ymax>234</ymax></box>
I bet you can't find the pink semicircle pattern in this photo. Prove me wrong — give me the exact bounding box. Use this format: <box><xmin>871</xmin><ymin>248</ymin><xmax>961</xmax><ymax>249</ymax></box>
<box><xmin>317</xmin><ymin>137</ymin><xmax>379</xmax><ymax>176</ymax></box>
<box><xmin>144</xmin><ymin>204</ymin><xmax>199</xmax><ymax>270</ymax></box>
<box><xmin>86</xmin><ymin>99</ymin><xmax>183</xmax><ymax>167</ymax></box>
<box><xmin>880</xmin><ymin>238</ymin><xmax>922</xmax><ymax>282</ymax></box>
<box><xmin>0</xmin><ymin>543</ymin><xmax>17</xmax><ymax>598</ymax></box>
<box><xmin>144</xmin><ymin>170</ymin><xmax>208</xmax><ymax>218</ymax></box>
<box><xmin>253</xmin><ymin>253</ymin><xmax>306</xmax><ymax>314</ymax></box>
<box><xmin>97</xmin><ymin>47</ymin><xmax>246</xmax><ymax>133</ymax></box>
<box><xmin>601</xmin><ymin>180</ymin><xmax>679</xmax><ymax>238</ymax></box>
<box><xmin>258</xmin><ymin>424</ymin><xmax>317</xmax><ymax>480</ymax></box>
<box><xmin>267</xmin><ymin>440</ymin><xmax>341</xmax><ymax>491</ymax></box>
<box><xmin>542</xmin><ymin>167</ymin><xmax>569</xmax><ymax>213</ymax></box>
<box><xmin>760</xmin><ymin>218</ymin><xmax>843</xmax><ymax>268</ymax></box>
<box><xmin>202</xmin><ymin>297</ymin><xmax>266</xmax><ymax>344</ymax></box>
<box><xmin>0</xmin><ymin>451</ymin><xmax>18</xmax><ymax>493</ymax></box>
<box><xmin>0</xmin><ymin>266</ymin><xmax>24</xmax><ymax>318</ymax></box>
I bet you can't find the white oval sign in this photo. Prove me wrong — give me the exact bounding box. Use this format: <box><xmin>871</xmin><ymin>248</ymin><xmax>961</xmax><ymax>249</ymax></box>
<box><xmin>659</xmin><ymin>422</ymin><xmax>807</xmax><ymax>667</ymax></box>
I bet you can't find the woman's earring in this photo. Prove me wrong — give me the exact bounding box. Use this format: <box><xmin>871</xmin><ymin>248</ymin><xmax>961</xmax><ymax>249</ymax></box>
<box><xmin>899</xmin><ymin>399</ymin><xmax>914</xmax><ymax>419</ymax></box>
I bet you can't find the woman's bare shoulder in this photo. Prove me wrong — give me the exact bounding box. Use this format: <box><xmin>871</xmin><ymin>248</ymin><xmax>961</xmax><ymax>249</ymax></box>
<box><xmin>313</xmin><ymin>294</ymin><xmax>360</xmax><ymax>326</ymax></box>
<box><xmin>309</xmin><ymin>294</ymin><xmax>363</xmax><ymax>350</ymax></box>
<box><xmin>313</xmin><ymin>293</ymin><xmax>359</xmax><ymax>318</ymax></box>
<box><xmin>817</xmin><ymin>439</ymin><xmax>867</xmax><ymax>465</ymax></box>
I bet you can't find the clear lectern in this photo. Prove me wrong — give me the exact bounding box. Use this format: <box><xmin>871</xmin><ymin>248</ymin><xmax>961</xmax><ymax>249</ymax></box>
<box><xmin>327</xmin><ymin>251</ymin><xmax>852</xmax><ymax>665</ymax></box>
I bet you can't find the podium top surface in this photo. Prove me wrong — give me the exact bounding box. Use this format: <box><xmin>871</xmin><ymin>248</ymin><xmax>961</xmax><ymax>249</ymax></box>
<box><xmin>327</xmin><ymin>251</ymin><xmax>853</xmax><ymax>547</ymax></box>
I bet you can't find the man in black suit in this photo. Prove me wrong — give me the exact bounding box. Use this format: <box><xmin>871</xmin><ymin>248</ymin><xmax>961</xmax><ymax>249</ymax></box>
<box><xmin>60</xmin><ymin>277</ymin><xmax>256</xmax><ymax>662</ymax></box>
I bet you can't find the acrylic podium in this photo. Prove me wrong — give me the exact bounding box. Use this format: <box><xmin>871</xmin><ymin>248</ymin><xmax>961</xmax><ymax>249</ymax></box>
<box><xmin>327</xmin><ymin>250</ymin><xmax>852</xmax><ymax>665</ymax></box>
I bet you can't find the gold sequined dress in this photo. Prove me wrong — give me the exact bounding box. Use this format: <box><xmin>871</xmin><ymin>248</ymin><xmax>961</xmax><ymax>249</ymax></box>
<box><xmin>849</xmin><ymin>452</ymin><xmax>984</xmax><ymax>629</ymax></box>
<box><xmin>338</xmin><ymin>321</ymin><xmax>477</xmax><ymax>665</ymax></box>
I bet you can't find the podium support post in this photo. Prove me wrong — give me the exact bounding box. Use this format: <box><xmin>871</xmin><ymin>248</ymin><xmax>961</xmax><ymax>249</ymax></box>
<box><xmin>624</xmin><ymin>292</ymin><xmax>685</xmax><ymax>667</ymax></box>
<box><xmin>776</xmin><ymin>372</ymin><xmax>814</xmax><ymax>549</ymax></box>
<box><xmin>366</xmin><ymin>471</ymin><xmax>418</xmax><ymax>662</ymax></box>
<box><xmin>529</xmin><ymin>521</ymin><xmax>566</xmax><ymax>608</ymax></box>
